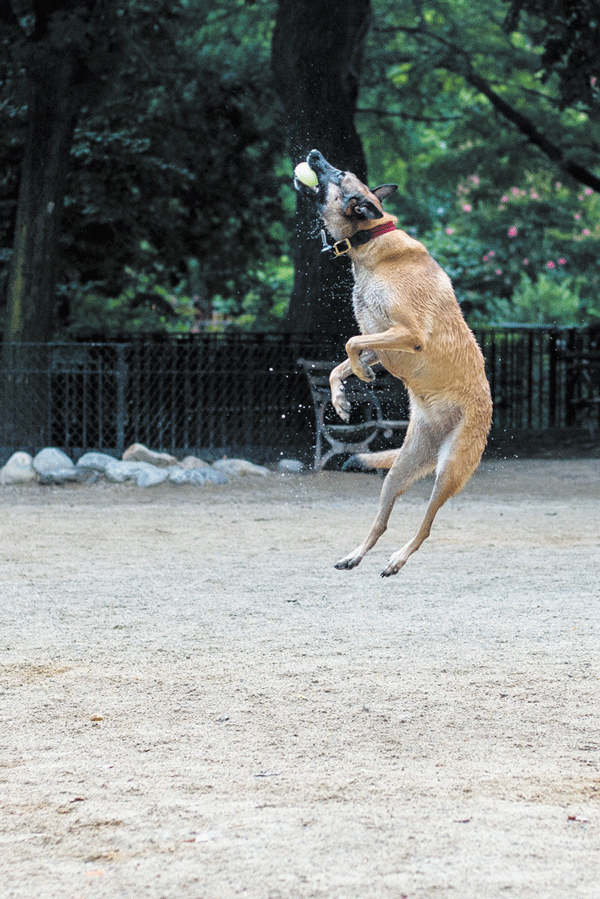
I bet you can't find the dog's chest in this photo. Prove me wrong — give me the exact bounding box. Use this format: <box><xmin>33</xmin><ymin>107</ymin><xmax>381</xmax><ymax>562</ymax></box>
<box><xmin>352</xmin><ymin>270</ymin><xmax>392</xmax><ymax>333</ymax></box>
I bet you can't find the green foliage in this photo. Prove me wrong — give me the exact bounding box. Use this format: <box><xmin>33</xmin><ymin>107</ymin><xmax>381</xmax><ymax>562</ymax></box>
<box><xmin>66</xmin><ymin>268</ymin><xmax>201</xmax><ymax>337</ymax></box>
<box><xmin>504</xmin><ymin>0</ymin><xmax>600</xmax><ymax>112</ymax></box>
<box><xmin>475</xmin><ymin>271</ymin><xmax>600</xmax><ymax>326</ymax></box>
<box><xmin>234</xmin><ymin>256</ymin><xmax>294</xmax><ymax>330</ymax></box>
<box><xmin>66</xmin><ymin>252</ymin><xmax>294</xmax><ymax>337</ymax></box>
<box><xmin>1</xmin><ymin>0</ymin><xmax>290</xmax><ymax>336</ymax></box>
<box><xmin>359</xmin><ymin>0</ymin><xmax>600</xmax><ymax>326</ymax></box>
<box><xmin>415</xmin><ymin>171</ymin><xmax>600</xmax><ymax>324</ymax></box>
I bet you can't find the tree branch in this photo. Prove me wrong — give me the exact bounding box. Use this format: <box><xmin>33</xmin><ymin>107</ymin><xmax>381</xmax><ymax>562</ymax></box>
<box><xmin>0</xmin><ymin>0</ymin><xmax>22</xmax><ymax>36</ymax></box>
<box><xmin>357</xmin><ymin>106</ymin><xmax>459</xmax><ymax>124</ymax></box>
<box><xmin>393</xmin><ymin>22</ymin><xmax>600</xmax><ymax>193</ymax></box>
<box><xmin>444</xmin><ymin>55</ymin><xmax>600</xmax><ymax>193</ymax></box>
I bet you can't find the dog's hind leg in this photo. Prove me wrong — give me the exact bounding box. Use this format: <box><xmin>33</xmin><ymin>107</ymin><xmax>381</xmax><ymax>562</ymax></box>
<box><xmin>334</xmin><ymin>415</ymin><xmax>438</xmax><ymax>570</ymax></box>
<box><xmin>380</xmin><ymin>422</ymin><xmax>483</xmax><ymax>577</ymax></box>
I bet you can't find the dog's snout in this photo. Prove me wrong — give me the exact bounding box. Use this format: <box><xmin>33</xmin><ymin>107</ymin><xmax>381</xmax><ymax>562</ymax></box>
<box><xmin>307</xmin><ymin>149</ymin><xmax>325</xmax><ymax>168</ymax></box>
<box><xmin>307</xmin><ymin>150</ymin><xmax>344</xmax><ymax>184</ymax></box>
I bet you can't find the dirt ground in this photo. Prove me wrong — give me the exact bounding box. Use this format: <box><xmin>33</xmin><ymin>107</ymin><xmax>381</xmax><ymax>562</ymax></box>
<box><xmin>1</xmin><ymin>459</ymin><xmax>599</xmax><ymax>899</ymax></box>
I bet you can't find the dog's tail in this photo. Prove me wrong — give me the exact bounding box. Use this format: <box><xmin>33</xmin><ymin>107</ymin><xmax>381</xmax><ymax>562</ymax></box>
<box><xmin>343</xmin><ymin>449</ymin><xmax>398</xmax><ymax>471</ymax></box>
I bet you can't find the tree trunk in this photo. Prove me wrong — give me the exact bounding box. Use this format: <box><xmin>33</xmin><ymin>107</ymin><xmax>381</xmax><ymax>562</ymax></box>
<box><xmin>272</xmin><ymin>0</ymin><xmax>371</xmax><ymax>335</ymax></box>
<box><xmin>5</xmin><ymin>50</ymin><xmax>83</xmax><ymax>344</ymax></box>
<box><xmin>1</xmin><ymin>49</ymin><xmax>84</xmax><ymax>453</ymax></box>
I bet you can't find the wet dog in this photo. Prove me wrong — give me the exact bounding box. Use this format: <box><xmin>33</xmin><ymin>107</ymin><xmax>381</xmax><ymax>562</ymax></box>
<box><xmin>295</xmin><ymin>150</ymin><xmax>492</xmax><ymax>576</ymax></box>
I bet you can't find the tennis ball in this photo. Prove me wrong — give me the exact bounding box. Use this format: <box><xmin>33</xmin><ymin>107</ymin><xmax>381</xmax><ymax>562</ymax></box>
<box><xmin>294</xmin><ymin>162</ymin><xmax>319</xmax><ymax>188</ymax></box>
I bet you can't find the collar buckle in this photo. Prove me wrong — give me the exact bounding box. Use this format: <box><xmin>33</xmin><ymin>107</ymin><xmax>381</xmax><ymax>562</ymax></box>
<box><xmin>331</xmin><ymin>237</ymin><xmax>353</xmax><ymax>257</ymax></box>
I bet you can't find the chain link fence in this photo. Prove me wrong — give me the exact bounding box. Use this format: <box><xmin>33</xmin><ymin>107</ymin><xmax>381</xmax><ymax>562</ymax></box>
<box><xmin>0</xmin><ymin>334</ymin><xmax>343</xmax><ymax>463</ymax></box>
<box><xmin>1</xmin><ymin>327</ymin><xmax>598</xmax><ymax>465</ymax></box>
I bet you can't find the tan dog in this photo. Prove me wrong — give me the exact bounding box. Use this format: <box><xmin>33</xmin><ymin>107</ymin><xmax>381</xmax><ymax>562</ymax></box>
<box><xmin>295</xmin><ymin>150</ymin><xmax>493</xmax><ymax>576</ymax></box>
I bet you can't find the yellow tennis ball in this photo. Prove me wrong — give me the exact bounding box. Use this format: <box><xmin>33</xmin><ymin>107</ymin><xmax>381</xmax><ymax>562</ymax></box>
<box><xmin>294</xmin><ymin>162</ymin><xmax>319</xmax><ymax>188</ymax></box>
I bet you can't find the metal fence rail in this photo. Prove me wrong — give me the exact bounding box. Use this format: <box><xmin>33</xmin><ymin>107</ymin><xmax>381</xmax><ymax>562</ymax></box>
<box><xmin>1</xmin><ymin>327</ymin><xmax>598</xmax><ymax>463</ymax></box>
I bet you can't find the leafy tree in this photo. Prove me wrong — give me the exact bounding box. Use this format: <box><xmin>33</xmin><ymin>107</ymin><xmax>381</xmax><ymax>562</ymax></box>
<box><xmin>0</xmin><ymin>0</ymin><xmax>289</xmax><ymax>340</ymax></box>
<box><xmin>503</xmin><ymin>0</ymin><xmax>600</xmax><ymax>112</ymax></box>
<box><xmin>2</xmin><ymin>0</ymin><xmax>599</xmax><ymax>343</ymax></box>
<box><xmin>63</xmin><ymin>16</ymin><xmax>288</xmax><ymax>337</ymax></box>
<box><xmin>0</xmin><ymin>0</ymin><xmax>111</xmax><ymax>342</ymax></box>
<box><xmin>355</xmin><ymin>0</ymin><xmax>600</xmax><ymax>324</ymax></box>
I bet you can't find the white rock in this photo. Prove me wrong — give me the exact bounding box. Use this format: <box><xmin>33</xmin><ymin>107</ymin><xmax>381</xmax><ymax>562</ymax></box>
<box><xmin>169</xmin><ymin>467</ymin><xmax>228</xmax><ymax>486</ymax></box>
<box><xmin>122</xmin><ymin>443</ymin><xmax>178</xmax><ymax>467</ymax></box>
<box><xmin>38</xmin><ymin>469</ymin><xmax>86</xmax><ymax>485</ymax></box>
<box><xmin>212</xmin><ymin>458</ymin><xmax>270</xmax><ymax>477</ymax></box>
<box><xmin>105</xmin><ymin>460</ymin><xmax>170</xmax><ymax>487</ymax></box>
<box><xmin>277</xmin><ymin>459</ymin><xmax>305</xmax><ymax>473</ymax></box>
<box><xmin>76</xmin><ymin>451</ymin><xmax>118</xmax><ymax>472</ymax></box>
<box><xmin>0</xmin><ymin>451</ymin><xmax>37</xmax><ymax>485</ymax></box>
<box><xmin>134</xmin><ymin>466</ymin><xmax>171</xmax><ymax>488</ymax></box>
<box><xmin>33</xmin><ymin>447</ymin><xmax>75</xmax><ymax>476</ymax></box>
<box><xmin>179</xmin><ymin>455</ymin><xmax>211</xmax><ymax>470</ymax></box>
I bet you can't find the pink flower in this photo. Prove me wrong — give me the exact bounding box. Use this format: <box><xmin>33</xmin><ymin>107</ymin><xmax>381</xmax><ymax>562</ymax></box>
<box><xmin>508</xmin><ymin>226</ymin><xmax>518</xmax><ymax>237</ymax></box>
<box><xmin>445</xmin><ymin>227</ymin><xmax>455</xmax><ymax>235</ymax></box>
<box><xmin>501</xmin><ymin>195</ymin><xmax>509</xmax><ymax>203</ymax></box>
<box><xmin>462</xmin><ymin>204</ymin><xmax>472</xmax><ymax>212</ymax></box>
<box><xmin>558</xmin><ymin>258</ymin><xmax>566</xmax><ymax>265</ymax></box>
<box><xmin>585</xmin><ymin>188</ymin><xmax>593</xmax><ymax>196</ymax></box>
<box><xmin>583</xmin><ymin>228</ymin><xmax>591</xmax><ymax>236</ymax></box>
<box><xmin>530</xmin><ymin>191</ymin><xmax>540</xmax><ymax>200</ymax></box>
<box><xmin>523</xmin><ymin>258</ymin><xmax>529</xmax><ymax>265</ymax></box>
<box><xmin>488</xmin><ymin>250</ymin><xmax>495</xmax><ymax>257</ymax></box>
<box><xmin>495</xmin><ymin>268</ymin><xmax>502</xmax><ymax>276</ymax></box>
<box><xmin>546</xmin><ymin>261</ymin><xmax>556</xmax><ymax>268</ymax></box>
<box><xmin>575</xmin><ymin>212</ymin><xmax>582</xmax><ymax>220</ymax></box>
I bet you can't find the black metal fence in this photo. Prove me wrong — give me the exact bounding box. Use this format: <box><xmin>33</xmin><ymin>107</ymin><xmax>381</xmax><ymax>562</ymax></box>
<box><xmin>1</xmin><ymin>327</ymin><xmax>598</xmax><ymax>464</ymax></box>
<box><xmin>478</xmin><ymin>326</ymin><xmax>600</xmax><ymax>432</ymax></box>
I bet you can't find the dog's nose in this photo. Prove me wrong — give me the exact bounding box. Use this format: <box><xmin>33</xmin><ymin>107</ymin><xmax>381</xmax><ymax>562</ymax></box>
<box><xmin>307</xmin><ymin>150</ymin><xmax>344</xmax><ymax>183</ymax></box>
<box><xmin>307</xmin><ymin>149</ymin><xmax>325</xmax><ymax>167</ymax></box>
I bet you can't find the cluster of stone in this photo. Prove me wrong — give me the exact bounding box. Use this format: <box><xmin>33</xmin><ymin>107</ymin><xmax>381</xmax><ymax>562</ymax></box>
<box><xmin>0</xmin><ymin>443</ymin><xmax>302</xmax><ymax>488</ymax></box>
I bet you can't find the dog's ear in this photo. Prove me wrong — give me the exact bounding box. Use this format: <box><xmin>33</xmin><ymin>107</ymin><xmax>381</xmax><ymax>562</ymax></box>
<box><xmin>371</xmin><ymin>184</ymin><xmax>398</xmax><ymax>203</ymax></box>
<box><xmin>346</xmin><ymin>195</ymin><xmax>384</xmax><ymax>220</ymax></box>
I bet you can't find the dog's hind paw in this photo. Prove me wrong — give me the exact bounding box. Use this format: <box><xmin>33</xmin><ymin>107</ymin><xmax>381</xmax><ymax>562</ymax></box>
<box><xmin>341</xmin><ymin>454</ymin><xmax>368</xmax><ymax>472</ymax></box>
<box><xmin>380</xmin><ymin>554</ymin><xmax>407</xmax><ymax>577</ymax></box>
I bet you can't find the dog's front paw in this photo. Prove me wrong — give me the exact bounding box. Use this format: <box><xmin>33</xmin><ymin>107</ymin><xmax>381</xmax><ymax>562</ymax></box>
<box><xmin>351</xmin><ymin>359</ymin><xmax>375</xmax><ymax>383</ymax></box>
<box><xmin>332</xmin><ymin>389</ymin><xmax>351</xmax><ymax>421</ymax></box>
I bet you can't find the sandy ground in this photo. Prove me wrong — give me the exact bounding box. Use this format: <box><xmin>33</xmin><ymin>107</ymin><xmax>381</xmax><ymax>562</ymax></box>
<box><xmin>1</xmin><ymin>459</ymin><xmax>599</xmax><ymax>899</ymax></box>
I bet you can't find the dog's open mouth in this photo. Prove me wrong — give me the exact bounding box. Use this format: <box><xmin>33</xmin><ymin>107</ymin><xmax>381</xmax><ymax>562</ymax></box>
<box><xmin>294</xmin><ymin>161</ymin><xmax>320</xmax><ymax>193</ymax></box>
<box><xmin>293</xmin><ymin>150</ymin><xmax>344</xmax><ymax>197</ymax></box>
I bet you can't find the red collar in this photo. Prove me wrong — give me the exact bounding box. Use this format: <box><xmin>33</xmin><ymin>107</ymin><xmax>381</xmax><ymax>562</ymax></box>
<box><xmin>329</xmin><ymin>221</ymin><xmax>397</xmax><ymax>257</ymax></box>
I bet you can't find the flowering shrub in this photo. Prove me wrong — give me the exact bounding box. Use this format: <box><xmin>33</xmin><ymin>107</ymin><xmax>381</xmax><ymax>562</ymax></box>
<box><xmin>477</xmin><ymin>272</ymin><xmax>592</xmax><ymax>326</ymax></box>
<box><xmin>423</xmin><ymin>175</ymin><xmax>600</xmax><ymax>325</ymax></box>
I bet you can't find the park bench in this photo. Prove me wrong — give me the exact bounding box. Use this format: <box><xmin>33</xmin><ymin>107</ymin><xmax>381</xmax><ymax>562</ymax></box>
<box><xmin>298</xmin><ymin>358</ymin><xmax>409</xmax><ymax>471</ymax></box>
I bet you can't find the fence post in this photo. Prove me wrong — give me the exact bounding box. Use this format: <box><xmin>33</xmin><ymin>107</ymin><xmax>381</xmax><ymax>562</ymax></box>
<box><xmin>548</xmin><ymin>330</ymin><xmax>558</xmax><ymax>427</ymax></box>
<box><xmin>115</xmin><ymin>344</ymin><xmax>127</xmax><ymax>456</ymax></box>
